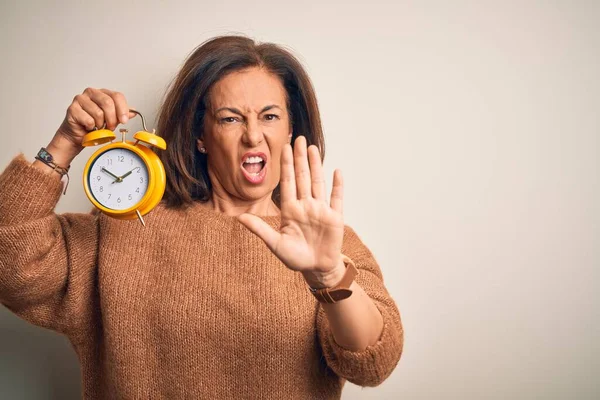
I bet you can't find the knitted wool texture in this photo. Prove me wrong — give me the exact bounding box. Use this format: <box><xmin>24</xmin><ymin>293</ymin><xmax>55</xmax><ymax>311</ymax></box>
<box><xmin>0</xmin><ymin>154</ymin><xmax>404</xmax><ymax>399</ymax></box>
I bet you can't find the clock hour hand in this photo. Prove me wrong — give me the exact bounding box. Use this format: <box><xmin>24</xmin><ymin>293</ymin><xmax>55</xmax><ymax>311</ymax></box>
<box><xmin>101</xmin><ymin>167</ymin><xmax>121</xmax><ymax>183</ymax></box>
<box><xmin>118</xmin><ymin>167</ymin><xmax>140</xmax><ymax>181</ymax></box>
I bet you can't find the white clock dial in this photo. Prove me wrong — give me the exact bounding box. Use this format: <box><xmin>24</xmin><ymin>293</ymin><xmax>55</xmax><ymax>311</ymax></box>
<box><xmin>88</xmin><ymin>148</ymin><xmax>149</xmax><ymax>210</ymax></box>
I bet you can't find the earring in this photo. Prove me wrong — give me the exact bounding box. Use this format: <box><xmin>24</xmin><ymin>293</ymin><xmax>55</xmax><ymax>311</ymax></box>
<box><xmin>199</xmin><ymin>147</ymin><xmax>206</xmax><ymax>153</ymax></box>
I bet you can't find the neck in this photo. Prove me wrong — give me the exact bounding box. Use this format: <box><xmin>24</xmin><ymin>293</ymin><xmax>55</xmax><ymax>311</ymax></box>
<box><xmin>206</xmin><ymin>190</ymin><xmax>280</xmax><ymax>217</ymax></box>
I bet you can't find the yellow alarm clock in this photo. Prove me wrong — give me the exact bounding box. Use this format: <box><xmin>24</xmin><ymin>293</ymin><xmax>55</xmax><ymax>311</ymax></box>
<box><xmin>82</xmin><ymin>109</ymin><xmax>166</xmax><ymax>226</ymax></box>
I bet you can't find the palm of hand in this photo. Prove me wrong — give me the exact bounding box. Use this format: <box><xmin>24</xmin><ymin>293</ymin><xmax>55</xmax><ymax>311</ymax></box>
<box><xmin>275</xmin><ymin>198</ymin><xmax>344</xmax><ymax>272</ymax></box>
<box><xmin>238</xmin><ymin>135</ymin><xmax>345</xmax><ymax>275</ymax></box>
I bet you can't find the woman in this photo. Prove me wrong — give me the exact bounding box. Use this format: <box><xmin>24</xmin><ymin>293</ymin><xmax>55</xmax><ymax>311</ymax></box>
<box><xmin>0</xmin><ymin>35</ymin><xmax>403</xmax><ymax>399</ymax></box>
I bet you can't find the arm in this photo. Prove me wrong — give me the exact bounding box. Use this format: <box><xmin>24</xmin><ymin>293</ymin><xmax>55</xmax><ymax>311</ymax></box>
<box><xmin>315</xmin><ymin>225</ymin><xmax>404</xmax><ymax>387</ymax></box>
<box><xmin>0</xmin><ymin>137</ymin><xmax>99</xmax><ymax>339</ymax></box>
<box><xmin>320</xmin><ymin>273</ymin><xmax>384</xmax><ymax>351</ymax></box>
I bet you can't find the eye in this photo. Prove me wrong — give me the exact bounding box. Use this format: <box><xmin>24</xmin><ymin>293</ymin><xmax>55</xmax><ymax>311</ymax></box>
<box><xmin>264</xmin><ymin>114</ymin><xmax>280</xmax><ymax>121</ymax></box>
<box><xmin>220</xmin><ymin>117</ymin><xmax>239</xmax><ymax>124</ymax></box>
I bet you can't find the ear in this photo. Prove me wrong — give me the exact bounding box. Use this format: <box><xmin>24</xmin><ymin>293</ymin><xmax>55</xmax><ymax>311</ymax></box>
<box><xmin>288</xmin><ymin>131</ymin><xmax>293</xmax><ymax>144</ymax></box>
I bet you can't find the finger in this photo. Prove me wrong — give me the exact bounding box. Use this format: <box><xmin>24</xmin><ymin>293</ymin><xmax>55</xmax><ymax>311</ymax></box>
<box><xmin>75</xmin><ymin>94</ymin><xmax>105</xmax><ymax>130</ymax></box>
<box><xmin>308</xmin><ymin>144</ymin><xmax>326</xmax><ymax>201</ymax></box>
<box><xmin>84</xmin><ymin>88</ymin><xmax>118</xmax><ymax>130</ymax></box>
<box><xmin>279</xmin><ymin>143</ymin><xmax>296</xmax><ymax>203</ymax></box>
<box><xmin>101</xmin><ymin>89</ymin><xmax>133</xmax><ymax>124</ymax></box>
<box><xmin>330</xmin><ymin>169</ymin><xmax>344</xmax><ymax>214</ymax></box>
<box><xmin>67</xmin><ymin>100</ymin><xmax>97</xmax><ymax>131</ymax></box>
<box><xmin>293</xmin><ymin>135</ymin><xmax>311</xmax><ymax>199</ymax></box>
<box><xmin>237</xmin><ymin>213</ymin><xmax>280</xmax><ymax>252</ymax></box>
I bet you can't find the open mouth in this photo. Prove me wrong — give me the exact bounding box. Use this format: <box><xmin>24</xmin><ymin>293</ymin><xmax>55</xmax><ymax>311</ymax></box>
<box><xmin>242</xmin><ymin>155</ymin><xmax>266</xmax><ymax>176</ymax></box>
<box><xmin>240</xmin><ymin>152</ymin><xmax>268</xmax><ymax>184</ymax></box>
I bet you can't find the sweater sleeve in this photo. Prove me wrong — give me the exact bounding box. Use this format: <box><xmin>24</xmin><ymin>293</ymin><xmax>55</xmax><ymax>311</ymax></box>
<box><xmin>316</xmin><ymin>225</ymin><xmax>404</xmax><ymax>387</ymax></box>
<box><xmin>0</xmin><ymin>153</ymin><xmax>99</xmax><ymax>339</ymax></box>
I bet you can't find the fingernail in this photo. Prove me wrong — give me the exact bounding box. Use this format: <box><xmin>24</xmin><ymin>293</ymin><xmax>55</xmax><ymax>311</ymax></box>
<box><xmin>121</xmin><ymin>114</ymin><xmax>129</xmax><ymax>123</ymax></box>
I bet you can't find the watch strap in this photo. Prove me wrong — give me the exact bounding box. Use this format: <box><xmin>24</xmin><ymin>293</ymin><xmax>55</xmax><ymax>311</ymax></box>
<box><xmin>309</xmin><ymin>255</ymin><xmax>358</xmax><ymax>304</ymax></box>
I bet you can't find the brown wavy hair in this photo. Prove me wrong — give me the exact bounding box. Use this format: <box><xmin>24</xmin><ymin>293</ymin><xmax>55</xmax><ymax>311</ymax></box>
<box><xmin>155</xmin><ymin>35</ymin><xmax>325</xmax><ymax>208</ymax></box>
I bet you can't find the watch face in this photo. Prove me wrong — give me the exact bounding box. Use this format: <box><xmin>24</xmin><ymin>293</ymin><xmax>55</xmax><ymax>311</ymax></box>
<box><xmin>88</xmin><ymin>148</ymin><xmax>149</xmax><ymax>210</ymax></box>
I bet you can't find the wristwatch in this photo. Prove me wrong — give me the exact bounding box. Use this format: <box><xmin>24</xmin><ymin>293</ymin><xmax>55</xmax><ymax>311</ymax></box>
<box><xmin>309</xmin><ymin>255</ymin><xmax>358</xmax><ymax>304</ymax></box>
<box><xmin>34</xmin><ymin>147</ymin><xmax>71</xmax><ymax>195</ymax></box>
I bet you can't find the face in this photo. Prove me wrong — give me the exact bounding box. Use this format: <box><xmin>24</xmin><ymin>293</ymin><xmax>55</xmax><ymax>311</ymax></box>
<box><xmin>197</xmin><ymin>67</ymin><xmax>293</xmax><ymax>205</ymax></box>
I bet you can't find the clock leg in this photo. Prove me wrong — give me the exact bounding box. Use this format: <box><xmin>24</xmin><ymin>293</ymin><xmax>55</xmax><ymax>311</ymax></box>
<box><xmin>136</xmin><ymin>209</ymin><xmax>146</xmax><ymax>227</ymax></box>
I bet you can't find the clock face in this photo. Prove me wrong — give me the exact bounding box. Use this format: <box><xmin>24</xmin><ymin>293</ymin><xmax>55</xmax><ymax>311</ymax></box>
<box><xmin>88</xmin><ymin>148</ymin><xmax>150</xmax><ymax>210</ymax></box>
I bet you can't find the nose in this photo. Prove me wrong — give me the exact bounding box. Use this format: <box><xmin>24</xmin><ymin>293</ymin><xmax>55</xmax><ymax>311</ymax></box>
<box><xmin>242</xmin><ymin>116</ymin><xmax>264</xmax><ymax>147</ymax></box>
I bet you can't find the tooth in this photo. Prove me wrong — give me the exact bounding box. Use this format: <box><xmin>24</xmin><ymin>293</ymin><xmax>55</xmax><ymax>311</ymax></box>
<box><xmin>244</xmin><ymin>156</ymin><xmax>264</xmax><ymax>163</ymax></box>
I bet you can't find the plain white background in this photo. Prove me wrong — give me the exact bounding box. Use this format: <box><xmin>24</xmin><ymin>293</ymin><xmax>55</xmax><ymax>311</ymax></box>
<box><xmin>1</xmin><ymin>1</ymin><xmax>598</xmax><ymax>399</ymax></box>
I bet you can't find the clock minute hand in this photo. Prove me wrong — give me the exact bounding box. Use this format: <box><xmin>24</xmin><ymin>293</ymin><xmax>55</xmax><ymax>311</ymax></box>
<box><xmin>101</xmin><ymin>167</ymin><xmax>121</xmax><ymax>183</ymax></box>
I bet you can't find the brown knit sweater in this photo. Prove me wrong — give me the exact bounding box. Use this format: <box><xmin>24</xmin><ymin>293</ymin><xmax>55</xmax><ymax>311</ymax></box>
<box><xmin>0</xmin><ymin>153</ymin><xmax>403</xmax><ymax>399</ymax></box>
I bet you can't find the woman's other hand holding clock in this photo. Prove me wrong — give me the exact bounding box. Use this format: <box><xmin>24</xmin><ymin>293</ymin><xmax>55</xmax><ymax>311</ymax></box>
<box><xmin>33</xmin><ymin>88</ymin><xmax>135</xmax><ymax>176</ymax></box>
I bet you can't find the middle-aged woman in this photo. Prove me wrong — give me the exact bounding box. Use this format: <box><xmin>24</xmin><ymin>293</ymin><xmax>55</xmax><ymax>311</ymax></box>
<box><xmin>0</xmin><ymin>35</ymin><xmax>404</xmax><ymax>399</ymax></box>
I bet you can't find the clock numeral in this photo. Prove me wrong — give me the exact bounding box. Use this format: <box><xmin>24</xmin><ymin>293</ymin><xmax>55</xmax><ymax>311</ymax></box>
<box><xmin>117</xmin><ymin>197</ymin><xmax>121</xmax><ymax>203</ymax></box>
<box><xmin>107</xmin><ymin>159</ymin><xmax>113</xmax><ymax>165</ymax></box>
<box><xmin>128</xmin><ymin>194</ymin><xmax>132</xmax><ymax>200</ymax></box>
<box><xmin>97</xmin><ymin>176</ymin><xmax>101</xmax><ymax>181</ymax></box>
<box><xmin>131</xmin><ymin>159</ymin><xmax>133</xmax><ymax>165</ymax></box>
<box><xmin>140</xmin><ymin>177</ymin><xmax>143</xmax><ymax>183</ymax></box>
<box><xmin>108</xmin><ymin>194</ymin><xmax>111</xmax><ymax>199</ymax></box>
<box><xmin>99</xmin><ymin>186</ymin><xmax>103</xmax><ymax>192</ymax></box>
<box><xmin>118</xmin><ymin>155</ymin><xmax>124</xmax><ymax>162</ymax></box>
<box><xmin>135</xmin><ymin>187</ymin><xmax>140</xmax><ymax>193</ymax></box>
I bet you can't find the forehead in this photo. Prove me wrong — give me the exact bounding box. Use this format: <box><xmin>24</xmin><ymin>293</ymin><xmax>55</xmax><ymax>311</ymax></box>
<box><xmin>209</xmin><ymin>67</ymin><xmax>287</xmax><ymax>111</ymax></box>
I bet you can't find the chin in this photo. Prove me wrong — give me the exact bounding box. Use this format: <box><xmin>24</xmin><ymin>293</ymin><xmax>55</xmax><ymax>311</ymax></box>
<box><xmin>237</xmin><ymin>181</ymin><xmax>277</xmax><ymax>201</ymax></box>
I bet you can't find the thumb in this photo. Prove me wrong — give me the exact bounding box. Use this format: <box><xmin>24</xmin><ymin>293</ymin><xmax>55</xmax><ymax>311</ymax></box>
<box><xmin>237</xmin><ymin>213</ymin><xmax>280</xmax><ymax>252</ymax></box>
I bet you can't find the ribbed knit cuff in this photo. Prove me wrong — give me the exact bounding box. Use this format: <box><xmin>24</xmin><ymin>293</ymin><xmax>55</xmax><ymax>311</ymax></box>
<box><xmin>0</xmin><ymin>153</ymin><xmax>64</xmax><ymax>225</ymax></box>
<box><xmin>316</xmin><ymin>300</ymin><xmax>404</xmax><ymax>387</ymax></box>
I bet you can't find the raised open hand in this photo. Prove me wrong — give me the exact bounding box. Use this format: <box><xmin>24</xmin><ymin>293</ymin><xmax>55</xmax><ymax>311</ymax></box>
<box><xmin>238</xmin><ymin>136</ymin><xmax>345</xmax><ymax>288</ymax></box>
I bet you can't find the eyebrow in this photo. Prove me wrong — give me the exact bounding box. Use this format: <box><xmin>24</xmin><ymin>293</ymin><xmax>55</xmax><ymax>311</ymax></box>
<box><xmin>214</xmin><ymin>105</ymin><xmax>282</xmax><ymax>115</ymax></box>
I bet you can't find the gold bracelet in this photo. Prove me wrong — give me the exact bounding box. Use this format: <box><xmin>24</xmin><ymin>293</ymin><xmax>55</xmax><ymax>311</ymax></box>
<box><xmin>35</xmin><ymin>147</ymin><xmax>71</xmax><ymax>195</ymax></box>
